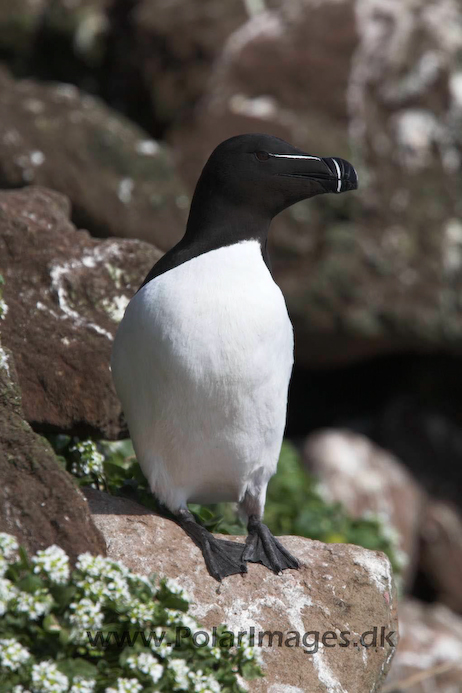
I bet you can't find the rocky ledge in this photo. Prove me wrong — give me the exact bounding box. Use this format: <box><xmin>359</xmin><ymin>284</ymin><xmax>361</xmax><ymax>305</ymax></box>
<box><xmin>86</xmin><ymin>488</ymin><xmax>399</xmax><ymax>693</ymax></box>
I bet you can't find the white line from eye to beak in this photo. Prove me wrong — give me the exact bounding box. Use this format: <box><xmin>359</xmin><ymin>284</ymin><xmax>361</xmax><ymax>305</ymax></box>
<box><xmin>268</xmin><ymin>153</ymin><xmax>321</xmax><ymax>161</ymax></box>
<box><xmin>331</xmin><ymin>158</ymin><xmax>342</xmax><ymax>193</ymax></box>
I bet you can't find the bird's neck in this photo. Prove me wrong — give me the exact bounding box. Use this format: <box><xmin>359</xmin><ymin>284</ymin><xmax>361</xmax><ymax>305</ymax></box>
<box><xmin>183</xmin><ymin>184</ymin><xmax>271</xmax><ymax>252</ymax></box>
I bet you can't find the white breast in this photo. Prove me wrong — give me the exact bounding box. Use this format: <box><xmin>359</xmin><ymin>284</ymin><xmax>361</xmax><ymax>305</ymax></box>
<box><xmin>111</xmin><ymin>240</ymin><xmax>294</xmax><ymax>511</ymax></box>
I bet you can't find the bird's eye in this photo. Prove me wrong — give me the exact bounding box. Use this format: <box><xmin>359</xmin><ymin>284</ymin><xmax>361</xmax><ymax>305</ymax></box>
<box><xmin>255</xmin><ymin>151</ymin><xmax>270</xmax><ymax>162</ymax></box>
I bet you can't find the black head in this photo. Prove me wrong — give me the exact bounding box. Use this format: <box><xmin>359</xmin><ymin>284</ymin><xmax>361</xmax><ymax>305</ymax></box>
<box><xmin>138</xmin><ymin>134</ymin><xmax>358</xmax><ymax>289</ymax></box>
<box><xmin>193</xmin><ymin>133</ymin><xmax>358</xmax><ymax>220</ymax></box>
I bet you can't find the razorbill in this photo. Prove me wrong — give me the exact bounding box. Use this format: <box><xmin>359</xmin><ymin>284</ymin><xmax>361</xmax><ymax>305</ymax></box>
<box><xmin>111</xmin><ymin>133</ymin><xmax>358</xmax><ymax>581</ymax></box>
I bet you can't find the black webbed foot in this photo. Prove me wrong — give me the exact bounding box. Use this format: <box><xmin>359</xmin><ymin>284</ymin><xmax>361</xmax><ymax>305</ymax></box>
<box><xmin>242</xmin><ymin>514</ymin><xmax>300</xmax><ymax>574</ymax></box>
<box><xmin>175</xmin><ymin>509</ymin><xmax>247</xmax><ymax>582</ymax></box>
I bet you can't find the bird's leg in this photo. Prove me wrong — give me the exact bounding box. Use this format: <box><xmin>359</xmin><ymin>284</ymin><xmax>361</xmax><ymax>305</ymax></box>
<box><xmin>239</xmin><ymin>489</ymin><xmax>300</xmax><ymax>574</ymax></box>
<box><xmin>242</xmin><ymin>514</ymin><xmax>300</xmax><ymax>573</ymax></box>
<box><xmin>174</xmin><ymin>508</ymin><xmax>247</xmax><ymax>582</ymax></box>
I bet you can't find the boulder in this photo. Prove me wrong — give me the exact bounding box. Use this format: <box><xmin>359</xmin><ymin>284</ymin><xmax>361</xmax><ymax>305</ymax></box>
<box><xmin>384</xmin><ymin>599</ymin><xmax>462</xmax><ymax>693</ymax></box>
<box><xmin>303</xmin><ymin>430</ymin><xmax>426</xmax><ymax>589</ymax></box>
<box><xmin>0</xmin><ymin>339</ymin><xmax>106</xmax><ymax>562</ymax></box>
<box><xmin>86</xmin><ymin>488</ymin><xmax>398</xmax><ymax>693</ymax></box>
<box><xmin>173</xmin><ymin>0</ymin><xmax>462</xmax><ymax>367</ymax></box>
<box><xmin>0</xmin><ymin>66</ymin><xmax>187</xmax><ymax>249</ymax></box>
<box><xmin>0</xmin><ymin>185</ymin><xmax>161</xmax><ymax>438</ymax></box>
<box><xmin>420</xmin><ymin>500</ymin><xmax>462</xmax><ymax>614</ymax></box>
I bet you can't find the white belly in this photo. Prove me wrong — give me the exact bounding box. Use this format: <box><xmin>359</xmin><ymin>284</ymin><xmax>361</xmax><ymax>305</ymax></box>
<box><xmin>111</xmin><ymin>240</ymin><xmax>294</xmax><ymax>511</ymax></box>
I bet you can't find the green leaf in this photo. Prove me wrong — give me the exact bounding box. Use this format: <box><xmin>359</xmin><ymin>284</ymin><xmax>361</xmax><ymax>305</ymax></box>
<box><xmin>57</xmin><ymin>658</ymin><xmax>98</xmax><ymax>679</ymax></box>
<box><xmin>51</xmin><ymin>584</ymin><xmax>76</xmax><ymax>608</ymax></box>
<box><xmin>159</xmin><ymin>594</ymin><xmax>189</xmax><ymax>611</ymax></box>
<box><xmin>59</xmin><ymin>627</ymin><xmax>71</xmax><ymax>646</ymax></box>
<box><xmin>74</xmin><ymin>475</ymin><xmax>95</xmax><ymax>487</ymax></box>
<box><xmin>43</xmin><ymin>613</ymin><xmax>62</xmax><ymax>632</ymax></box>
<box><xmin>17</xmin><ymin>574</ymin><xmax>45</xmax><ymax>593</ymax></box>
<box><xmin>240</xmin><ymin>661</ymin><xmax>263</xmax><ymax>680</ymax></box>
<box><xmin>18</xmin><ymin>545</ymin><xmax>32</xmax><ymax>570</ymax></box>
<box><xmin>104</xmin><ymin>461</ymin><xmax>129</xmax><ymax>479</ymax></box>
<box><xmin>196</xmin><ymin>507</ymin><xmax>215</xmax><ymax>521</ymax></box>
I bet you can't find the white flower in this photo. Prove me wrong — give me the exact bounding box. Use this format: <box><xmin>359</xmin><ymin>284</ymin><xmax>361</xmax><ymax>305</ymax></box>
<box><xmin>0</xmin><ymin>532</ymin><xmax>18</xmax><ymax>560</ymax></box>
<box><xmin>189</xmin><ymin>670</ymin><xmax>222</xmax><ymax>693</ymax></box>
<box><xmin>0</xmin><ymin>577</ymin><xmax>17</xmax><ymax>616</ymax></box>
<box><xmin>166</xmin><ymin>609</ymin><xmax>183</xmax><ymax>625</ymax></box>
<box><xmin>0</xmin><ymin>556</ymin><xmax>8</xmax><ymax>578</ymax></box>
<box><xmin>32</xmin><ymin>545</ymin><xmax>70</xmax><ymax>585</ymax></box>
<box><xmin>128</xmin><ymin>601</ymin><xmax>156</xmax><ymax>627</ymax></box>
<box><xmin>127</xmin><ymin>572</ymin><xmax>156</xmax><ymax>595</ymax></box>
<box><xmin>0</xmin><ymin>638</ymin><xmax>30</xmax><ymax>671</ymax></box>
<box><xmin>148</xmin><ymin>628</ymin><xmax>173</xmax><ymax>658</ymax></box>
<box><xmin>105</xmin><ymin>678</ymin><xmax>143</xmax><ymax>693</ymax></box>
<box><xmin>76</xmin><ymin>554</ymin><xmax>129</xmax><ymax>581</ymax></box>
<box><xmin>13</xmin><ymin>686</ymin><xmax>32</xmax><ymax>693</ymax></box>
<box><xmin>181</xmin><ymin>614</ymin><xmax>200</xmax><ymax>631</ymax></box>
<box><xmin>31</xmin><ymin>660</ymin><xmax>69</xmax><ymax>692</ymax></box>
<box><xmin>105</xmin><ymin>573</ymin><xmax>130</xmax><ymax>603</ymax></box>
<box><xmin>165</xmin><ymin>609</ymin><xmax>199</xmax><ymax>635</ymax></box>
<box><xmin>0</xmin><ymin>298</ymin><xmax>8</xmax><ymax>320</ymax></box>
<box><xmin>69</xmin><ymin>597</ymin><xmax>104</xmax><ymax>630</ymax></box>
<box><xmin>169</xmin><ymin>658</ymin><xmax>190</xmax><ymax>690</ymax></box>
<box><xmin>70</xmin><ymin>677</ymin><xmax>96</xmax><ymax>693</ymax></box>
<box><xmin>76</xmin><ymin>574</ymin><xmax>130</xmax><ymax>608</ymax></box>
<box><xmin>14</xmin><ymin>589</ymin><xmax>54</xmax><ymax>620</ymax></box>
<box><xmin>210</xmin><ymin>647</ymin><xmax>221</xmax><ymax>660</ymax></box>
<box><xmin>238</xmin><ymin>634</ymin><xmax>263</xmax><ymax>665</ymax></box>
<box><xmin>242</xmin><ymin>644</ymin><xmax>263</xmax><ymax>665</ymax></box>
<box><xmin>75</xmin><ymin>553</ymin><xmax>110</xmax><ymax>577</ymax></box>
<box><xmin>164</xmin><ymin>578</ymin><xmax>190</xmax><ymax>602</ymax></box>
<box><xmin>75</xmin><ymin>554</ymin><xmax>134</xmax><ymax>610</ymax></box>
<box><xmin>242</xmin><ymin>646</ymin><xmax>255</xmax><ymax>660</ymax></box>
<box><xmin>165</xmin><ymin>609</ymin><xmax>198</xmax><ymax>632</ymax></box>
<box><xmin>126</xmin><ymin>652</ymin><xmax>163</xmax><ymax>683</ymax></box>
<box><xmin>70</xmin><ymin>440</ymin><xmax>104</xmax><ymax>478</ymax></box>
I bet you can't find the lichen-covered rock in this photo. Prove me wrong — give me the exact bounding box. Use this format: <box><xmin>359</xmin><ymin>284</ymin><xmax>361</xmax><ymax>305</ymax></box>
<box><xmin>0</xmin><ymin>186</ymin><xmax>161</xmax><ymax>437</ymax></box>
<box><xmin>385</xmin><ymin>599</ymin><xmax>462</xmax><ymax>693</ymax></box>
<box><xmin>0</xmin><ymin>66</ymin><xmax>187</xmax><ymax>248</ymax></box>
<box><xmin>0</xmin><ymin>340</ymin><xmax>106</xmax><ymax>562</ymax></box>
<box><xmin>86</xmin><ymin>488</ymin><xmax>398</xmax><ymax>693</ymax></box>
<box><xmin>303</xmin><ymin>429</ymin><xmax>426</xmax><ymax>590</ymax></box>
<box><xmin>173</xmin><ymin>0</ymin><xmax>462</xmax><ymax>367</ymax></box>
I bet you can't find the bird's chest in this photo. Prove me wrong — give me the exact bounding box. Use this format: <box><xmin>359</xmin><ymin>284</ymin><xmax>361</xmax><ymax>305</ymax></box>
<box><xmin>143</xmin><ymin>241</ymin><xmax>294</xmax><ymax>379</ymax></box>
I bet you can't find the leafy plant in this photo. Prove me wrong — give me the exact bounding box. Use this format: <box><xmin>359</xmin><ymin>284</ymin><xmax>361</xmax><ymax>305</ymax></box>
<box><xmin>265</xmin><ymin>442</ymin><xmax>403</xmax><ymax>571</ymax></box>
<box><xmin>0</xmin><ymin>533</ymin><xmax>262</xmax><ymax>693</ymax></box>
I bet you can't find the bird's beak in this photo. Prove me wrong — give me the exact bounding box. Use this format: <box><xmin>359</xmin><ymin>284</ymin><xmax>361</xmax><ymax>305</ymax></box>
<box><xmin>273</xmin><ymin>154</ymin><xmax>358</xmax><ymax>194</ymax></box>
<box><xmin>323</xmin><ymin>157</ymin><xmax>358</xmax><ymax>193</ymax></box>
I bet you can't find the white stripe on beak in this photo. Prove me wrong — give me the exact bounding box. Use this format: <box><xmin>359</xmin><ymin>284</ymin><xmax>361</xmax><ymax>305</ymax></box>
<box><xmin>331</xmin><ymin>158</ymin><xmax>342</xmax><ymax>193</ymax></box>
<box><xmin>268</xmin><ymin>153</ymin><xmax>321</xmax><ymax>161</ymax></box>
